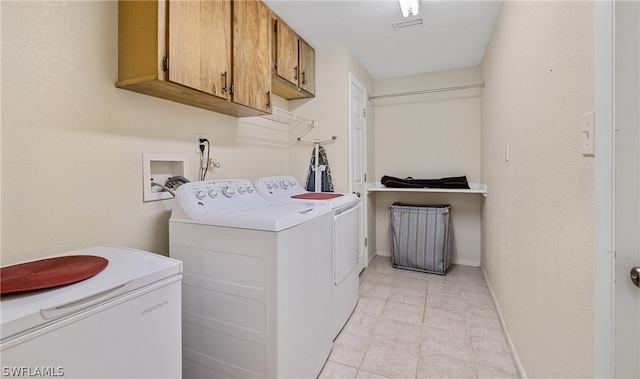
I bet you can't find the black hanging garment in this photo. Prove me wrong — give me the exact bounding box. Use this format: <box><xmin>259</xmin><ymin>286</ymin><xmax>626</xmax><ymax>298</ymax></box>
<box><xmin>305</xmin><ymin>145</ymin><xmax>335</xmax><ymax>192</ymax></box>
<box><xmin>381</xmin><ymin>175</ymin><xmax>470</xmax><ymax>189</ymax></box>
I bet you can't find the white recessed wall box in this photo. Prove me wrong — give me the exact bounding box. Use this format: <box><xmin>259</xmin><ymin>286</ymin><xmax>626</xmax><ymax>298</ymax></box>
<box><xmin>142</xmin><ymin>153</ymin><xmax>189</xmax><ymax>202</ymax></box>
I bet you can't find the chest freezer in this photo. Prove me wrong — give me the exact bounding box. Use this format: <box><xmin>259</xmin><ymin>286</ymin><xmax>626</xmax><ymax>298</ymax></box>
<box><xmin>1</xmin><ymin>246</ymin><xmax>183</xmax><ymax>379</ymax></box>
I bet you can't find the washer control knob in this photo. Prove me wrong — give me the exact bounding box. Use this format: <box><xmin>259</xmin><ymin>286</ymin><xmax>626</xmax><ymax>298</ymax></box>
<box><xmin>237</xmin><ymin>186</ymin><xmax>246</xmax><ymax>195</ymax></box>
<box><xmin>208</xmin><ymin>189</ymin><xmax>218</xmax><ymax>198</ymax></box>
<box><xmin>195</xmin><ymin>190</ymin><xmax>206</xmax><ymax>200</ymax></box>
<box><xmin>290</xmin><ymin>180</ymin><xmax>297</xmax><ymax>187</ymax></box>
<box><xmin>280</xmin><ymin>180</ymin><xmax>289</xmax><ymax>189</ymax></box>
<box><xmin>267</xmin><ymin>183</ymin><xmax>273</xmax><ymax>190</ymax></box>
<box><xmin>273</xmin><ymin>182</ymin><xmax>279</xmax><ymax>189</ymax></box>
<box><xmin>222</xmin><ymin>186</ymin><xmax>235</xmax><ymax>198</ymax></box>
<box><xmin>246</xmin><ymin>186</ymin><xmax>255</xmax><ymax>193</ymax></box>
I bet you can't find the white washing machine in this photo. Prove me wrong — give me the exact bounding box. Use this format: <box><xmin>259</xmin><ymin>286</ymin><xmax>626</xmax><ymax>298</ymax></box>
<box><xmin>169</xmin><ymin>179</ymin><xmax>334</xmax><ymax>379</ymax></box>
<box><xmin>254</xmin><ymin>175</ymin><xmax>360</xmax><ymax>339</ymax></box>
<box><xmin>0</xmin><ymin>246</ymin><xmax>183</xmax><ymax>379</ymax></box>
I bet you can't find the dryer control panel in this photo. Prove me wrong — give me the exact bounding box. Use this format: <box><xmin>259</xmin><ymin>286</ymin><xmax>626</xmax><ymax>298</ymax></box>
<box><xmin>254</xmin><ymin>176</ymin><xmax>305</xmax><ymax>199</ymax></box>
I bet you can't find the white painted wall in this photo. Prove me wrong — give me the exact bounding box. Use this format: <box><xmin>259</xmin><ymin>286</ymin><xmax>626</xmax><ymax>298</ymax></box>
<box><xmin>286</xmin><ymin>46</ymin><xmax>377</xmax><ymax>262</ymax></box>
<box><xmin>372</xmin><ymin>66</ymin><xmax>483</xmax><ymax>266</ymax></box>
<box><xmin>287</xmin><ymin>46</ymin><xmax>375</xmax><ymax>193</ymax></box>
<box><xmin>287</xmin><ymin>46</ymin><xmax>350</xmax><ymax>191</ymax></box>
<box><xmin>481</xmin><ymin>1</ymin><xmax>595</xmax><ymax>377</ymax></box>
<box><xmin>1</xmin><ymin>1</ymin><xmax>289</xmax><ymax>264</ymax></box>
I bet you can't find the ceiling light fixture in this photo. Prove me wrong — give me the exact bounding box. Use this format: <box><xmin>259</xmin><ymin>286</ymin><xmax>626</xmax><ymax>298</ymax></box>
<box><xmin>398</xmin><ymin>0</ymin><xmax>419</xmax><ymax>17</ymax></box>
<box><xmin>392</xmin><ymin>18</ymin><xmax>424</xmax><ymax>31</ymax></box>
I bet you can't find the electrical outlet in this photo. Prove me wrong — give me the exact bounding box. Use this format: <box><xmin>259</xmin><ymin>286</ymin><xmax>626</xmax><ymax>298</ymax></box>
<box><xmin>195</xmin><ymin>134</ymin><xmax>206</xmax><ymax>154</ymax></box>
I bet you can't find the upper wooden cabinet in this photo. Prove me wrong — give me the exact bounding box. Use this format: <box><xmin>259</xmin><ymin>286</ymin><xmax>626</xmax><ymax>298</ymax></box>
<box><xmin>232</xmin><ymin>0</ymin><xmax>272</xmax><ymax>113</ymax></box>
<box><xmin>297</xmin><ymin>38</ymin><xmax>316</xmax><ymax>95</ymax></box>
<box><xmin>168</xmin><ymin>0</ymin><xmax>231</xmax><ymax>100</ymax></box>
<box><xmin>116</xmin><ymin>0</ymin><xmax>271</xmax><ymax>117</ymax></box>
<box><xmin>271</xmin><ymin>17</ymin><xmax>316</xmax><ymax>99</ymax></box>
<box><xmin>273</xmin><ymin>19</ymin><xmax>298</xmax><ymax>87</ymax></box>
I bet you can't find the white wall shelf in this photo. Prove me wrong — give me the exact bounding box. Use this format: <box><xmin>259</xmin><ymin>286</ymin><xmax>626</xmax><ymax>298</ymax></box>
<box><xmin>261</xmin><ymin>106</ymin><xmax>318</xmax><ymax>128</ymax></box>
<box><xmin>367</xmin><ymin>182</ymin><xmax>487</xmax><ymax>197</ymax></box>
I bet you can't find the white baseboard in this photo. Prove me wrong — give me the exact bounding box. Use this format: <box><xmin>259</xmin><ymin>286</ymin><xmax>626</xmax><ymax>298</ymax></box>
<box><xmin>481</xmin><ymin>265</ymin><xmax>527</xmax><ymax>379</ymax></box>
<box><xmin>375</xmin><ymin>250</ymin><xmax>391</xmax><ymax>257</ymax></box>
<box><xmin>373</xmin><ymin>251</ymin><xmax>479</xmax><ymax>267</ymax></box>
<box><xmin>452</xmin><ymin>259</ymin><xmax>480</xmax><ymax>267</ymax></box>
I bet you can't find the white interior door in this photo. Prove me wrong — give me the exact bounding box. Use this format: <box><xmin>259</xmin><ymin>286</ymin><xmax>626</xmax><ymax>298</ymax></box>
<box><xmin>614</xmin><ymin>1</ymin><xmax>640</xmax><ymax>377</ymax></box>
<box><xmin>349</xmin><ymin>73</ymin><xmax>367</xmax><ymax>272</ymax></box>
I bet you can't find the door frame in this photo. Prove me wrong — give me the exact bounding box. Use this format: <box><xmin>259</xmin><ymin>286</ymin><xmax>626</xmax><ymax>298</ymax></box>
<box><xmin>594</xmin><ymin>1</ymin><xmax>614</xmax><ymax>376</ymax></box>
<box><xmin>594</xmin><ymin>0</ymin><xmax>640</xmax><ymax>376</ymax></box>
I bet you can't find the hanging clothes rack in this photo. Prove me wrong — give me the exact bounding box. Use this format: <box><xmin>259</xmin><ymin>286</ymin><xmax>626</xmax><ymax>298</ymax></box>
<box><xmin>261</xmin><ymin>106</ymin><xmax>318</xmax><ymax>128</ymax></box>
<box><xmin>369</xmin><ymin>81</ymin><xmax>485</xmax><ymax>100</ymax></box>
<box><xmin>297</xmin><ymin>136</ymin><xmax>337</xmax><ymax>192</ymax></box>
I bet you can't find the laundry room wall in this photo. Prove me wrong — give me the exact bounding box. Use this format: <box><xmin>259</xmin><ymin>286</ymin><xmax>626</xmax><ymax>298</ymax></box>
<box><xmin>372</xmin><ymin>66</ymin><xmax>483</xmax><ymax>266</ymax></box>
<box><xmin>480</xmin><ymin>1</ymin><xmax>595</xmax><ymax>377</ymax></box>
<box><xmin>1</xmin><ymin>1</ymin><xmax>290</xmax><ymax>265</ymax></box>
<box><xmin>287</xmin><ymin>46</ymin><xmax>375</xmax><ymax>194</ymax></box>
<box><xmin>286</xmin><ymin>46</ymin><xmax>377</xmax><ymax>264</ymax></box>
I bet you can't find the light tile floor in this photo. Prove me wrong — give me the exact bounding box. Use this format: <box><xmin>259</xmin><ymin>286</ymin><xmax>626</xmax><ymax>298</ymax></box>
<box><xmin>319</xmin><ymin>256</ymin><xmax>519</xmax><ymax>379</ymax></box>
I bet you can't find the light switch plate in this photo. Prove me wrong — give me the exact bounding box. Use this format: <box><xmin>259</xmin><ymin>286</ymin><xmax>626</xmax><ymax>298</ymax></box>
<box><xmin>581</xmin><ymin>111</ymin><xmax>595</xmax><ymax>157</ymax></box>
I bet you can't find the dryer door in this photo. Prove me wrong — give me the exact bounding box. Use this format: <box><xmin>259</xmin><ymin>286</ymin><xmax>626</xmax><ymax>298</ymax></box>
<box><xmin>334</xmin><ymin>203</ymin><xmax>359</xmax><ymax>285</ymax></box>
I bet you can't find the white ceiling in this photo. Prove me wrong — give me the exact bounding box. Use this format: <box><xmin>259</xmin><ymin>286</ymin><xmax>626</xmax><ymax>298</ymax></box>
<box><xmin>262</xmin><ymin>0</ymin><xmax>504</xmax><ymax>79</ymax></box>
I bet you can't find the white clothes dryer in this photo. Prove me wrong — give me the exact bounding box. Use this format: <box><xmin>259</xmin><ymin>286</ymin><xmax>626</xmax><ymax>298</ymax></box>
<box><xmin>169</xmin><ymin>179</ymin><xmax>334</xmax><ymax>379</ymax></box>
<box><xmin>254</xmin><ymin>175</ymin><xmax>360</xmax><ymax>339</ymax></box>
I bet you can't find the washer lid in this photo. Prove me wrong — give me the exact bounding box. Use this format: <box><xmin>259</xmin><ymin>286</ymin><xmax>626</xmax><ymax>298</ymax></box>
<box><xmin>170</xmin><ymin>179</ymin><xmax>333</xmax><ymax>231</ymax></box>
<box><xmin>172</xmin><ymin>200</ymin><xmax>332</xmax><ymax>231</ymax></box>
<box><xmin>0</xmin><ymin>246</ymin><xmax>182</xmax><ymax>342</ymax></box>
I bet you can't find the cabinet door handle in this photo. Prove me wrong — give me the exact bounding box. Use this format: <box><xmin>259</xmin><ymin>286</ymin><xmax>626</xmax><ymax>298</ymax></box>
<box><xmin>294</xmin><ymin>66</ymin><xmax>298</xmax><ymax>80</ymax></box>
<box><xmin>266</xmin><ymin>91</ymin><xmax>271</xmax><ymax>108</ymax></box>
<box><xmin>163</xmin><ymin>56</ymin><xmax>169</xmax><ymax>72</ymax></box>
<box><xmin>301</xmin><ymin>71</ymin><xmax>306</xmax><ymax>85</ymax></box>
<box><xmin>222</xmin><ymin>71</ymin><xmax>228</xmax><ymax>93</ymax></box>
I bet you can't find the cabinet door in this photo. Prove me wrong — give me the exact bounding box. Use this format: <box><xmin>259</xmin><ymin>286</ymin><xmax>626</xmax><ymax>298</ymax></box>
<box><xmin>232</xmin><ymin>0</ymin><xmax>272</xmax><ymax>113</ymax></box>
<box><xmin>169</xmin><ymin>0</ymin><xmax>231</xmax><ymax>100</ymax></box>
<box><xmin>274</xmin><ymin>19</ymin><xmax>299</xmax><ymax>87</ymax></box>
<box><xmin>298</xmin><ymin>38</ymin><xmax>315</xmax><ymax>95</ymax></box>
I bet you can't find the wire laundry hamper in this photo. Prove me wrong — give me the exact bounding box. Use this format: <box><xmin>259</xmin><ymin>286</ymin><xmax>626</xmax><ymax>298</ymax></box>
<box><xmin>389</xmin><ymin>203</ymin><xmax>452</xmax><ymax>275</ymax></box>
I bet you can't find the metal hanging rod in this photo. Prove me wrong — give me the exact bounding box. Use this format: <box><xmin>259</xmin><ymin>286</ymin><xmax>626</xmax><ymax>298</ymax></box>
<box><xmin>297</xmin><ymin>136</ymin><xmax>337</xmax><ymax>144</ymax></box>
<box><xmin>369</xmin><ymin>81</ymin><xmax>485</xmax><ymax>100</ymax></box>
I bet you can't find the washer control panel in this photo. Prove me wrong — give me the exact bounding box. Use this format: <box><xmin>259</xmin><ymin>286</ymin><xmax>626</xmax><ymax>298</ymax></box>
<box><xmin>254</xmin><ymin>176</ymin><xmax>303</xmax><ymax>199</ymax></box>
<box><xmin>176</xmin><ymin>179</ymin><xmax>262</xmax><ymax>211</ymax></box>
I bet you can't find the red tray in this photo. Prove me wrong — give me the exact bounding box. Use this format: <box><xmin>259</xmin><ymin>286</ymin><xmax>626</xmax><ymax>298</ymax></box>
<box><xmin>1</xmin><ymin>255</ymin><xmax>108</xmax><ymax>295</ymax></box>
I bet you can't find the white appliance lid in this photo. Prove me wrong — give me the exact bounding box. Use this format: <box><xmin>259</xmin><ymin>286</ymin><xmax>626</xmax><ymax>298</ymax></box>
<box><xmin>170</xmin><ymin>179</ymin><xmax>332</xmax><ymax>231</ymax></box>
<box><xmin>1</xmin><ymin>245</ymin><xmax>182</xmax><ymax>342</ymax></box>
<box><xmin>254</xmin><ymin>176</ymin><xmax>359</xmax><ymax>209</ymax></box>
